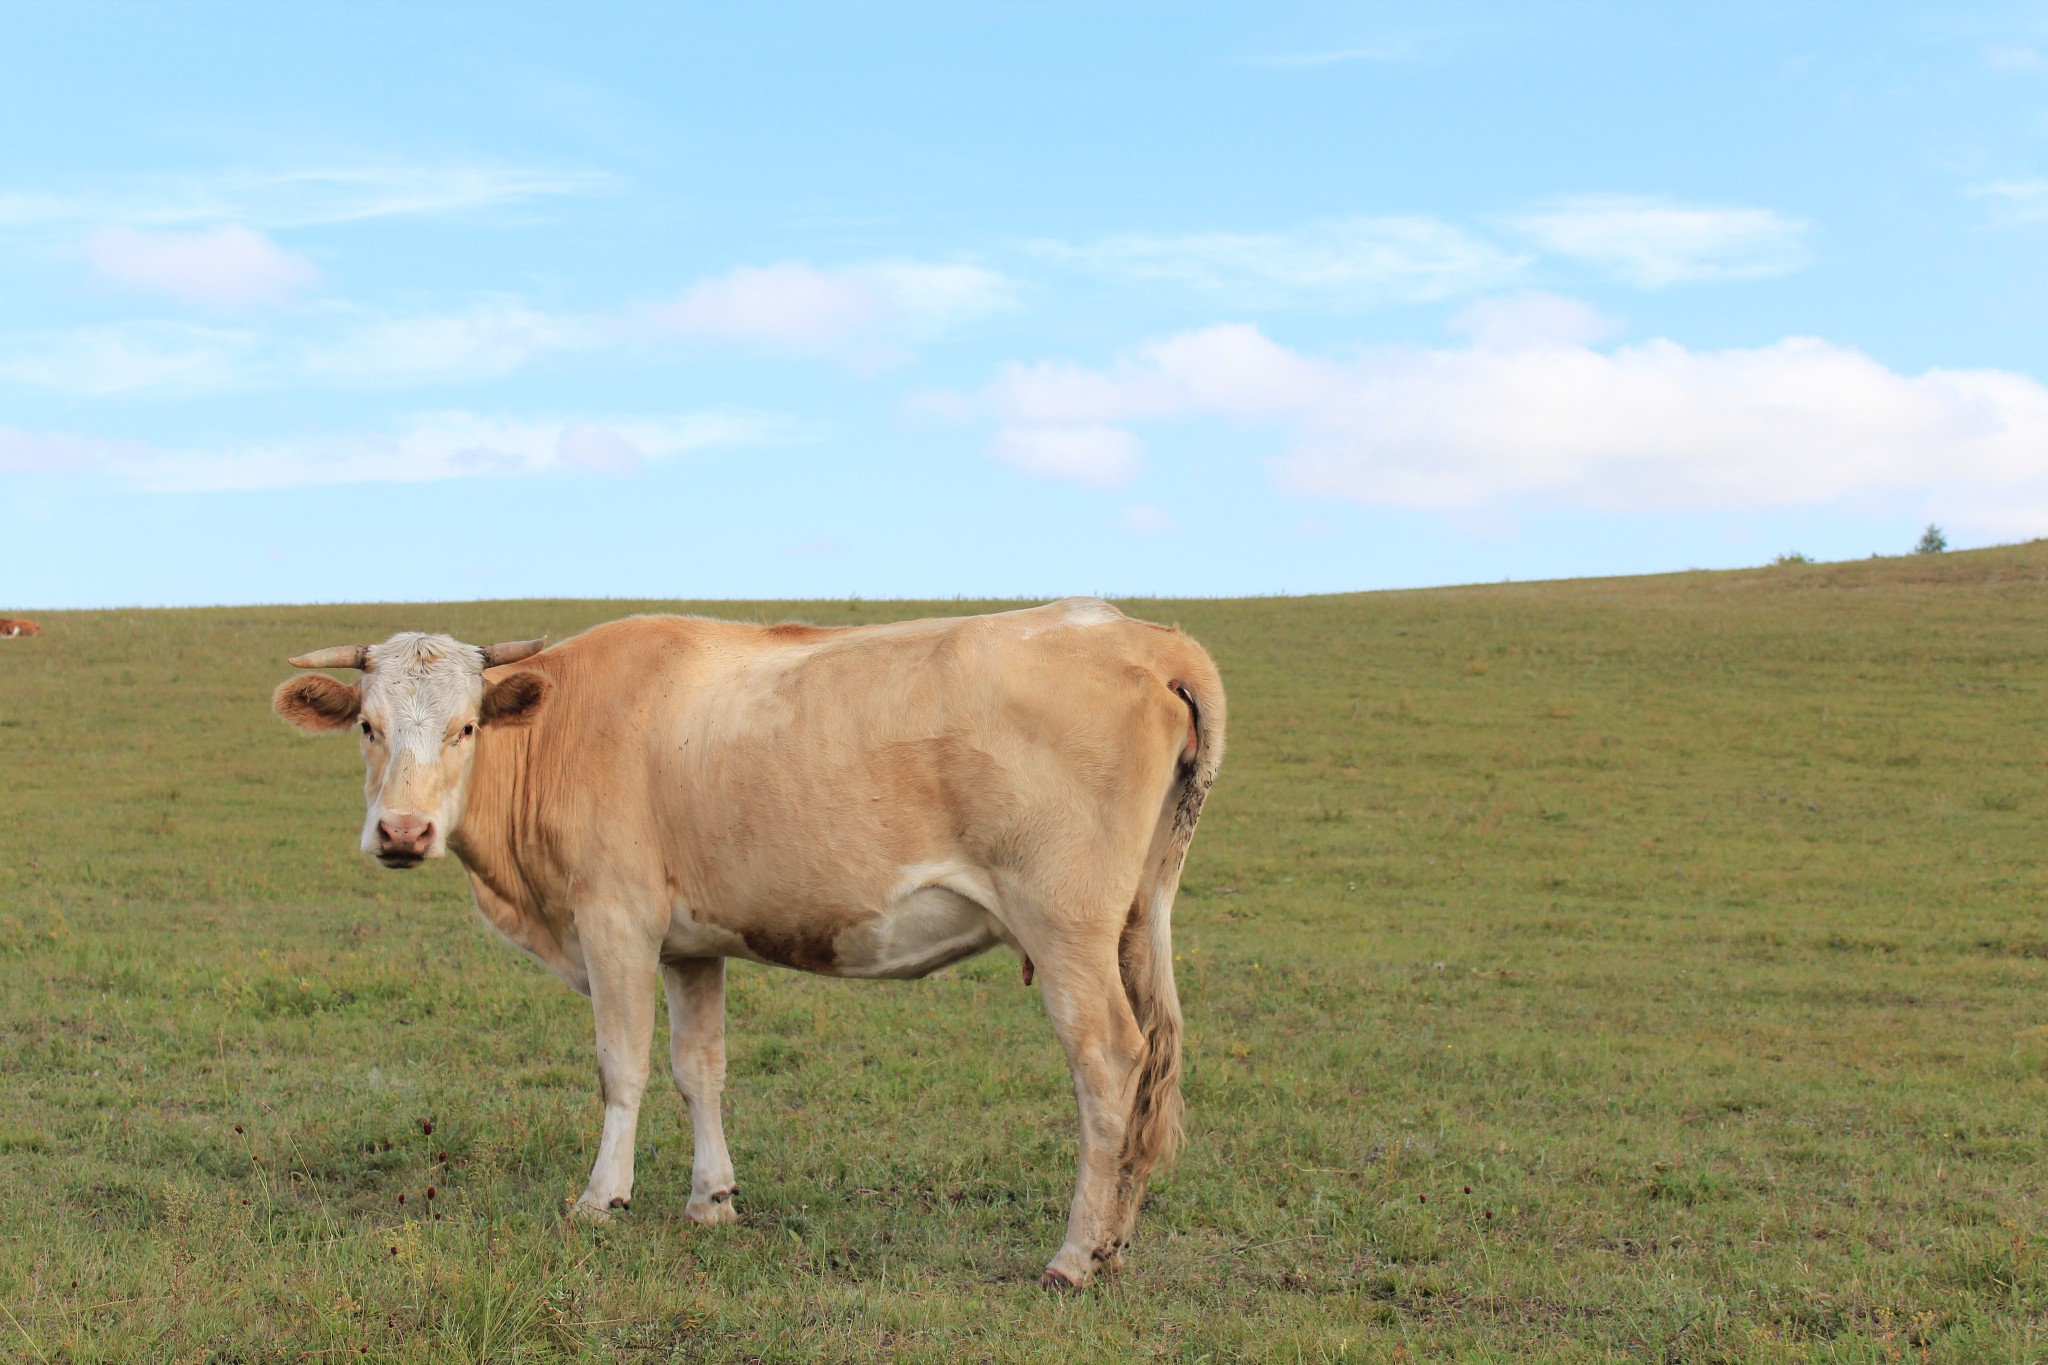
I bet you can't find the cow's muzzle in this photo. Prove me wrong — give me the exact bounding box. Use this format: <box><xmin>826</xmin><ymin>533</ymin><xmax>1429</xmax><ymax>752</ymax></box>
<box><xmin>375</xmin><ymin>815</ymin><xmax>435</xmax><ymax>868</ymax></box>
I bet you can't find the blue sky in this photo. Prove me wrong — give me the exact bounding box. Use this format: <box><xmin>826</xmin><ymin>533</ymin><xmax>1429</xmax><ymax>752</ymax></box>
<box><xmin>6</xmin><ymin>1</ymin><xmax>2048</xmax><ymax>607</ymax></box>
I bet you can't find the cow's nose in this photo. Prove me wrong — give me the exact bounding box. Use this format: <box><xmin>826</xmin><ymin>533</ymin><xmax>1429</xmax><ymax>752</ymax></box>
<box><xmin>377</xmin><ymin>815</ymin><xmax>434</xmax><ymax>857</ymax></box>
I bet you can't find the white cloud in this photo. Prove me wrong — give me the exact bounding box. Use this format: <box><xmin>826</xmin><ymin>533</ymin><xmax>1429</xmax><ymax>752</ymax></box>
<box><xmin>1449</xmin><ymin>292</ymin><xmax>1622</xmax><ymax>348</ymax></box>
<box><xmin>1030</xmin><ymin>216</ymin><xmax>1529</xmax><ymax>303</ymax></box>
<box><xmin>648</xmin><ymin>260</ymin><xmax>1013</xmax><ymax>362</ymax></box>
<box><xmin>988</xmin><ymin>424</ymin><xmax>1145</xmax><ymax>489</ymax></box>
<box><xmin>0</xmin><ymin>410</ymin><xmax>789</xmax><ymax>492</ymax></box>
<box><xmin>958</xmin><ymin>322</ymin><xmax>2048</xmax><ymax>534</ymax></box>
<box><xmin>1505</xmin><ymin>195</ymin><xmax>1811</xmax><ymax>287</ymax></box>
<box><xmin>83</xmin><ymin>225</ymin><xmax>318</xmax><ymax>308</ymax></box>
<box><xmin>0</xmin><ymin>322</ymin><xmax>252</xmax><ymax>395</ymax></box>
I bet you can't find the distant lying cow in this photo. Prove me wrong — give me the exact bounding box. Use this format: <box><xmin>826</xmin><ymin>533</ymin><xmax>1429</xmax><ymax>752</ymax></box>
<box><xmin>0</xmin><ymin>619</ymin><xmax>39</xmax><ymax>637</ymax></box>
<box><xmin>272</xmin><ymin>601</ymin><xmax>1224</xmax><ymax>1286</ymax></box>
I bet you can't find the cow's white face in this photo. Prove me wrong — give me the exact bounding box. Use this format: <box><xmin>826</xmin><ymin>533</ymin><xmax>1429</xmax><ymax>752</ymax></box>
<box><xmin>273</xmin><ymin>632</ymin><xmax>549</xmax><ymax>868</ymax></box>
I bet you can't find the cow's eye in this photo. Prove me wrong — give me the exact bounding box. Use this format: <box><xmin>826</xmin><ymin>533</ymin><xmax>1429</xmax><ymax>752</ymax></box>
<box><xmin>360</xmin><ymin>721</ymin><xmax>373</xmax><ymax>737</ymax></box>
<box><xmin>461</xmin><ymin>723</ymin><xmax>475</xmax><ymax>738</ymax></box>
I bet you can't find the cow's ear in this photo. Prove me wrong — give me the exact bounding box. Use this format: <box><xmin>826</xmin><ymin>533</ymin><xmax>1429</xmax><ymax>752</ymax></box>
<box><xmin>273</xmin><ymin>675</ymin><xmax>362</xmax><ymax>733</ymax></box>
<box><xmin>480</xmin><ymin>671</ymin><xmax>551</xmax><ymax>728</ymax></box>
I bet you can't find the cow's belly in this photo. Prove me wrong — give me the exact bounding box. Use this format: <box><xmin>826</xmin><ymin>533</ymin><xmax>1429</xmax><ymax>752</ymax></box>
<box><xmin>676</xmin><ymin>862</ymin><xmax>1008</xmax><ymax>980</ymax></box>
<box><xmin>830</xmin><ymin>883</ymin><xmax>1003</xmax><ymax>980</ymax></box>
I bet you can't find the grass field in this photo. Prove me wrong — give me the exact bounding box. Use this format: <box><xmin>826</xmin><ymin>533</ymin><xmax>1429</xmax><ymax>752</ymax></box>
<box><xmin>3</xmin><ymin>546</ymin><xmax>2047</xmax><ymax>1363</ymax></box>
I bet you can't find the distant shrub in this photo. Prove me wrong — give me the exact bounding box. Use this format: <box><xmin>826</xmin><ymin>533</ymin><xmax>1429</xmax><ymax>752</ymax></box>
<box><xmin>1772</xmin><ymin>552</ymin><xmax>1813</xmax><ymax>566</ymax></box>
<box><xmin>1915</xmin><ymin>523</ymin><xmax>1948</xmax><ymax>554</ymax></box>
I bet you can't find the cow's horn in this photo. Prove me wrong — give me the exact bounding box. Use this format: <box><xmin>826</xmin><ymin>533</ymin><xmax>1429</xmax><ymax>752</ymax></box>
<box><xmin>480</xmin><ymin>637</ymin><xmax>547</xmax><ymax>666</ymax></box>
<box><xmin>288</xmin><ymin>645</ymin><xmax>370</xmax><ymax>670</ymax></box>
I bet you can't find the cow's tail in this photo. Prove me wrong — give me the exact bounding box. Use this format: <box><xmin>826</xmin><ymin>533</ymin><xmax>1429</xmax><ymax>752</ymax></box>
<box><xmin>1117</xmin><ymin>645</ymin><xmax>1226</xmax><ymax>1225</ymax></box>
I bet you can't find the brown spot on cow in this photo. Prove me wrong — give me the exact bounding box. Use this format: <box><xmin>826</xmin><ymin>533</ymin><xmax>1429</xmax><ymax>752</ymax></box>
<box><xmin>741</xmin><ymin>924</ymin><xmax>841</xmax><ymax>972</ymax></box>
<box><xmin>760</xmin><ymin>623</ymin><xmax>843</xmax><ymax>642</ymax></box>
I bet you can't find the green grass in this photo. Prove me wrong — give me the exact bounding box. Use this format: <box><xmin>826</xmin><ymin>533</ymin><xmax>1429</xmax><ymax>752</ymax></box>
<box><xmin>3</xmin><ymin>548</ymin><xmax>2048</xmax><ymax>1362</ymax></box>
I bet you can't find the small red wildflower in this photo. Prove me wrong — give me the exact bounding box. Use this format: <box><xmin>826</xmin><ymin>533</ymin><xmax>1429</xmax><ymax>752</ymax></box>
<box><xmin>397</xmin><ymin>1193</ymin><xmax>405</xmax><ymax>1205</ymax></box>
<box><xmin>1418</xmin><ymin>1194</ymin><xmax>1426</xmax><ymax>1203</ymax></box>
<box><xmin>233</xmin><ymin>1124</ymin><xmax>243</xmax><ymax>1134</ymax></box>
<box><xmin>1463</xmin><ymin>1185</ymin><xmax>1471</xmax><ymax>1194</ymax></box>
<box><xmin>422</xmin><ymin>1120</ymin><xmax>433</xmax><ymax>1136</ymax></box>
<box><xmin>426</xmin><ymin>1186</ymin><xmax>436</xmax><ymax>1200</ymax></box>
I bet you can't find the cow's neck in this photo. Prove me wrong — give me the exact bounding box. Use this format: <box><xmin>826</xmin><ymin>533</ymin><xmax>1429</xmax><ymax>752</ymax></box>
<box><xmin>449</xmin><ymin>720</ymin><xmax>541</xmax><ymax>911</ymax></box>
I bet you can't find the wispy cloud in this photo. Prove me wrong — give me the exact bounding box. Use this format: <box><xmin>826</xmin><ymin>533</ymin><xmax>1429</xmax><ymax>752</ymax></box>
<box><xmin>1029</xmin><ymin>216</ymin><xmax>1529</xmax><ymax>304</ymax></box>
<box><xmin>0</xmin><ymin>253</ymin><xmax>1006</xmax><ymax>395</ymax></box>
<box><xmin>1504</xmin><ymin>195</ymin><xmax>1812</xmax><ymax>287</ymax></box>
<box><xmin>1971</xmin><ymin>177</ymin><xmax>2048</xmax><ymax>225</ymax></box>
<box><xmin>0</xmin><ymin>162</ymin><xmax>610</xmax><ymax>232</ymax></box>
<box><xmin>947</xmin><ymin>321</ymin><xmax>2048</xmax><ymax>534</ymax></box>
<box><xmin>647</xmin><ymin>260</ymin><xmax>1014</xmax><ymax>363</ymax></box>
<box><xmin>83</xmin><ymin>225</ymin><xmax>319</xmax><ymax>308</ymax></box>
<box><xmin>0</xmin><ymin>409</ymin><xmax>791</xmax><ymax>492</ymax></box>
<box><xmin>1246</xmin><ymin>42</ymin><xmax>1421</xmax><ymax>67</ymax></box>
<box><xmin>988</xmin><ymin>424</ymin><xmax>1145</xmax><ymax>489</ymax></box>
<box><xmin>1984</xmin><ymin>43</ymin><xmax>2048</xmax><ymax>72</ymax></box>
<box><xmin>1448</xmin><ymin>291</ymin><xmax>1623</xmax><ymax>348</ymax></box>
<box><xmin>301</xmin><ymin>299</ymin><xmax>604</xmax><ymax>386</ymax></box>
<box><xmin>0</xmin><ymin>322</ymin><xmax>253</xmax><ymax>395</ymax></box>
<box><xmin>1121</xmin><ymin>503</ymin><xmax>1175</xmax><ymax>532</ymax></box>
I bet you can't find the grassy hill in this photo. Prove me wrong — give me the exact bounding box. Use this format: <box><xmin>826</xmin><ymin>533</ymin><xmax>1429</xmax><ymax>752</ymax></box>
<box><xmin>2</xmin><ymin>546</ymin><xmax>2046</xmax><ymax>1362</ymax></box>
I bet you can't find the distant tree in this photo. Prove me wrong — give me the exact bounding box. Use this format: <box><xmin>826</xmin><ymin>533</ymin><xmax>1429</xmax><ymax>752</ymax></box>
<box><xmin>1772</xmin><ymin>551</ymin><xmax>1813</xmax><ymax>566</ymax></box>
<box><xmin>1914</xmin><ymin>523</ymin><xmax>1947</xmax><ymax>555</ymax></box>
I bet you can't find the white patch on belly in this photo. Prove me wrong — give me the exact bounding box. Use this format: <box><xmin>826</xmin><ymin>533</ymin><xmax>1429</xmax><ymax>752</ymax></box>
<box><xmin>661</xmin><ymin>901</ymin><xmax>752</xmax><ymax>961</ymax></box>
<box><xmin>832</xmin><ymin>863</ymin><xmax>1005</xmax><ymax>979</ymax></box>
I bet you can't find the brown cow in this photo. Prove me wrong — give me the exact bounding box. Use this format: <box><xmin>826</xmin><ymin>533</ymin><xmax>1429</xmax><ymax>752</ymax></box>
<box><xmin>0</xmin><ymin>619</ymin><xmax>40</xmax><ymax>638</ymax></box>
<box><xmin>272</xmin><ymin>600</ymin><xmax>1224</xmax><ymax>1286</ymax></box>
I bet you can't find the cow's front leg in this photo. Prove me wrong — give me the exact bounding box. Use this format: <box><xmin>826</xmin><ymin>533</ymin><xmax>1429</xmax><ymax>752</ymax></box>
<box><xmin>571</xmin><ymin>917</ymin><xmax>660</xmax><ymax>1223</ymax></box>
<box><xmin>663</xmin><ymin>957</ymin><xmax>738</xmax><ymax>1225</ymax></box>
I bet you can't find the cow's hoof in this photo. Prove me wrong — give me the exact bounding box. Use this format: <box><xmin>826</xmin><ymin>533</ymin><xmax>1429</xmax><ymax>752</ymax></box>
<box><xmin>568</xmin><ymin>1198</ymin><xmax>616</xmax><ymax>1225</ymax></box>
<box><xmin>1038</xmin><ymin>1266</ymin><xmax>1086</xmax><ymax>1291</ymax></box>
<box><xmin>686</xmin><ymin>1188</ymin><xmax>739</xmax><ymax>1226</ymax></box>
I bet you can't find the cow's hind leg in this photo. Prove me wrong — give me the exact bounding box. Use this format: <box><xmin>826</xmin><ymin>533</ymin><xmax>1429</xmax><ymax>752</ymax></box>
<box><xmin>663</xmin><ymin>957</ymin><xmax>738</xmax><ymax>1225</ymax></box>
<box><xmin>571</xmin><ymin>918</ymin><xmax>661</xmax><ymax>1223</ymax></box>
<box><xmin>1032</xmin><ymin>934</ymin><xmax>1146</xmax><ymax>1289</ymax></box>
